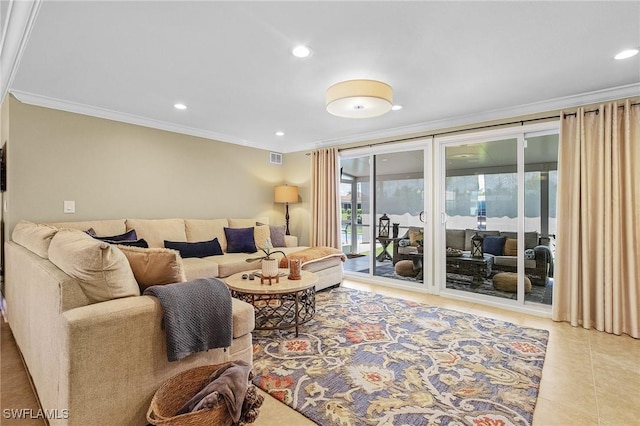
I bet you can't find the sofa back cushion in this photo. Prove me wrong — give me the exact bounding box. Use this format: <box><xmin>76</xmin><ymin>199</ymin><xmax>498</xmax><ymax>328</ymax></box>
<box><xmin>125</xmin><ymin>218</ymin><xmax>186</xmax><ymax>248</ymax></box>
<box><xmin>48</xmin><ymin>219</ymin><xmax>127</xmax><ymax>236</ymax></box>
<box><xmin>446</xmin><ymin>229</ymin><xmax>466</xmax><ymax>250</ymax></box>
<box><xmin>228</xmin><ymin>217</ymin><xmax>269</xmax><ymax>228</ymax></box>
<box><xmin>48</xmin><ymin>229</ymin><xmax>139</xmax><ymax>303</ymax></box>
<box><xmin>184</xmin><ymin>219</ymin><xmax>229</xmax><ymax>251</ymax></box>
<box><xmin>12</xmin><ymin>220</ymin><xmax>59</xmax><ymax>259</ymax></box>
<box><xmin>117</xmin><ymin>246</ymin><xmax>187</xmax><ymax>291</ymax></box>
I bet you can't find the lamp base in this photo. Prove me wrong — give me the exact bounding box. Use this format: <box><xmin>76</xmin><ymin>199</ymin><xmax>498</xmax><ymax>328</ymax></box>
<box><xmin>285</xmin><ymin>203</ymin><xmax>291</xmax><ymax>235</ymax></box>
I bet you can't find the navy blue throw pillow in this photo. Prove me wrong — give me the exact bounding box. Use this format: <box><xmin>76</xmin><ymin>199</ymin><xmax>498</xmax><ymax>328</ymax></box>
<box><xmin>90</xmin><ymin>229</ymin><xmax>138</xmax><ymax>242</ymax></box>
<box><xmin>224</xmin><ymin>227</ymin><xmax>257</xmax><ymax>253</ymax></box>
<box><xmin>483</xmin><ymin>236</ymin><xmax>506</xmax><ymax>256</ymax></box>
<box><xmin>164</xmin><ymin>238</ymin><xmax>223</xmax><ymax>258</ymax></box>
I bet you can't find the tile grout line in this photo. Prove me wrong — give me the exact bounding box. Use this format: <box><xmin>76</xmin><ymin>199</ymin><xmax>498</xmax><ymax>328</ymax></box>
<box><xmin>587</xmin><ymin>335</ymin><xmax>602</xmax><ymax>426</ymax></box>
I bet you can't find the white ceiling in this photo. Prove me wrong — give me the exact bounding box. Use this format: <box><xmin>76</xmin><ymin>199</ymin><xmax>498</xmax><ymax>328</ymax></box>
<box><xmin>3</xmin><ymin>1</ymin><xmax>640</xmax><ymax>154</ymax></box>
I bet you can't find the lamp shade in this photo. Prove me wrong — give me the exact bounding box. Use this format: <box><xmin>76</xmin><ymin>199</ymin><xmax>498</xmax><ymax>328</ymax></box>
<box><xmin>326</xmin><ymin>79</ymin><xmax>393</xmax><ymax>118</ymax></box>
<box><xmin>275</xmin><ymin>185</ymin><xmax>298</xmax><ymax>203</ymax></box>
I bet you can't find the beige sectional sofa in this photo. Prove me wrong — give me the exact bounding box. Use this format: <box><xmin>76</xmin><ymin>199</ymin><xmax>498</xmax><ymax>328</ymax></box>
<box><xmin>4</xmin><ymin>217</ymin><xmax>343</xmax><ymax>426</ymax></box>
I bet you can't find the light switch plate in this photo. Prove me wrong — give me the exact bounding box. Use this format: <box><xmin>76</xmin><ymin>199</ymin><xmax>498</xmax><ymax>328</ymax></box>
<box><xmin>63</xmin><ymin>200</ymin><xmax>75</xmax><ymax>213</ymax></box>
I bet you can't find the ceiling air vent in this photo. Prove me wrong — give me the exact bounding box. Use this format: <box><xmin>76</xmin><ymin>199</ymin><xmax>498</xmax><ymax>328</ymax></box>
<box><xmin>270</xmin><ymin>152</ymin><xmax>283</xmax><ymax>165</ymax></box>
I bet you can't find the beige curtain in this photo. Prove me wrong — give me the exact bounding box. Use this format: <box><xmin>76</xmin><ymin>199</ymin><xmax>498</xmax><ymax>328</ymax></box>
<box><xmin>310</xmin><ymin>148</ymin><xmax>340</xmax><ymax>248</ymax></box>
<box><xmin>553</xmin><ymin>99</ymin><xmax>639</xmax><ymax>338</ymax></box>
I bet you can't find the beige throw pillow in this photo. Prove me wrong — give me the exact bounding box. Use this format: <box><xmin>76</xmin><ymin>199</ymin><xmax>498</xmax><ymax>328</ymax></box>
<box><xmin>254</xmin><ymin>225</ymin><xmax>271</xmax><ymax>250</ymax></box>
<box><xmin>48</xmin><ymin>229</ymin><xmax>139</xmax><ymax>303</ymax></box>
<box><xmin>117</xmin><ymin>245</ymin><xmax>187</xmax><ymax>291</ymax></box>
<box><xmin>408</xmin><ymin>228</ymin><xmax>423</xmax><ymax>246</ymax></box>
<box><xmin>12</xmin><ymin>220</ymin><xmax>59</xmax><ymax>258</ymax></box>
<box><xmin>504</xmin><ymin>238</ymin><xmax>518</xmax><ymax>256</ymax></box>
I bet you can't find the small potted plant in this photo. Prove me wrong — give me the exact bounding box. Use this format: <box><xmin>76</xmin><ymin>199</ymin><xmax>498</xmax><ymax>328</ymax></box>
<box><xmin>245</xmin><ymin>240</ymin><xmax>286</xmax><ymax>278</ymax></box>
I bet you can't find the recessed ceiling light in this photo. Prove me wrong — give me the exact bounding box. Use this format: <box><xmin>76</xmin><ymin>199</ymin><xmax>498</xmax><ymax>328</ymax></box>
<box><xmin>391</xmin><ymin>105</ymin><xmax>403</xmax><ymax>111</ymax></box>
<box><xmin>615</xmin><ymin>49</ymin><xmax>639</xmax><ymax>60</ymax></box>
<box><xmin>275</xmin><ymin>131</ymin><xmax>285</xmax><ymax>136</ymax></box>
<box><xmin>292</xmin><ymin>45</ymin><xmax>311</xmax><ymax>58</ymax></box>
<box><xmin>173</xmin><ymin>103</ymin><xmax>187</xmax><ymax>110</ymax></box>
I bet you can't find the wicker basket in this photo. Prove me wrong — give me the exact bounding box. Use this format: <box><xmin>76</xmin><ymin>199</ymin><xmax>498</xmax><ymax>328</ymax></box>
<box><xmin>147</xmin><ymin>364</ymin><xmax>233</xmax><ymax>426</ymax></box>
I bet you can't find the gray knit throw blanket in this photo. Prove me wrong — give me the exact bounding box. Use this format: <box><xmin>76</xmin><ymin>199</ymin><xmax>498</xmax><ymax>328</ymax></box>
<box><xmin>144</xmin><ymin>277</ymin><xmax>233</xmax><ymax>362</ymax></box>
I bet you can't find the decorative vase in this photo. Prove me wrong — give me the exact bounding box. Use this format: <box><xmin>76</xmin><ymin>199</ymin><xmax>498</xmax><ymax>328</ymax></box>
<box><xmin>261</xmin><ymin>258</ymin><xmax>279</xmax><ymax>278</ymax></box>
<box><xmin>288</xmin><ymin>259</ymin><xmax>302</xmax><ymax>280</ymax></box>
<box><xmin>392</xmin><ymin>223</ymin><xmax>400</xmax><ymax>238</ymax></box>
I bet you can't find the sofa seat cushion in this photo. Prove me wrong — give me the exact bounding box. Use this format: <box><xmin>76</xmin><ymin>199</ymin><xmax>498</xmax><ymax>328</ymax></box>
<box><xmin>48</xmin><ymin>228</ymin><xmax>139</xmax><ymax>302</ymax></box>
<box><xmin>181</xmin><ymin>257</ymin><xmax>220</xmax><ymax>281</ymax></box>
<box><xmin>398</xmin><ymin>246</ymin><xmax>419</xmax><ymax>255</ymax></box>
<box><xmin>214</xmin><ymin>253</ymin><xmax>262</xmax><ymax>278</ymax></box>
<box><xmin>493</xmin><ymin>256</ymin><xmax>536</xmax><ymax>269</ymax></box>
<box><xmin>300</xmin><ymin>255</ymin><xmax>343</xmax><ymax>273</ymax></box>
<box><xmin>125</xmin><ymin>218</ymin><xmax>186</xmax><ymax>248</ymax></box>
<box><xmin>231</xmin><ymin>298</ymin><xmax>255</xmax><ymax>338</ymax></box>
<box><xmin>12</xmin><ymin>220</ymin><xmax>59</xmax><ymax>259</ymax></box>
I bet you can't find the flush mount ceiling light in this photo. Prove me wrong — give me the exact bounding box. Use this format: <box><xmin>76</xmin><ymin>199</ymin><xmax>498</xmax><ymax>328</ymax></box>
<box><xmin>173</xmin><ymin>103</ymin><xmax>187</xmax><ymax>110</ymax></box>
<box><xmin>325</xmin><ymin>79</ymin><xmax>393</xmax><ymax>118</ymax></box>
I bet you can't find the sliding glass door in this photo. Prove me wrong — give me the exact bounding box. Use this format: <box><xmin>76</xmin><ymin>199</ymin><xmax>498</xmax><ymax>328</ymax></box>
<box><xmin>341</xmin><ymin>143</ymin><xmax>429</xmax><ymax>289</ymax></box>
<box><xmin>443</xmin><ymin>138</ymin><xmax>521</xmax><ymax>302</ymax></box>
<box><xmin>438</xmin><ymin>124</ymin><xmax>558</xmax><ymax>310</ymax></box>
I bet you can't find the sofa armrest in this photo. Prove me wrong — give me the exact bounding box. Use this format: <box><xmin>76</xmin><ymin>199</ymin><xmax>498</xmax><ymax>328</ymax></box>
<box><xmin>59</xmin><ymin>295</ymin><xmax>250</xmax><ymax>425</ymax></box>
<box><xmin>285</xmin><ymin>235</ymin><xmax>298</xmax><ymax>247</ymax></box>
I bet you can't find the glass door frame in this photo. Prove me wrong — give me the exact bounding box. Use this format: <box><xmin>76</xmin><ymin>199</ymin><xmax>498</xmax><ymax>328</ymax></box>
<box><xmin>340</xmin><ymin>139</ymin><xmax>433</xmax><ymax>292</ymax></box>
<box><xmin>433</xmin><ymin>122</ymin><xmax>559</xmax><ymax>315</ymax></box>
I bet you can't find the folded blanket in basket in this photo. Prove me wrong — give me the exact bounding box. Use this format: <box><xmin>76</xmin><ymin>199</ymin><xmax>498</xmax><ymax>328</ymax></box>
<box><xmin>144</xmin><ymin>277</ymin><xmax>232</xmax><ymax>362</ymax></box>
<box><xmin>178</xmin><ymin>360</ymin><xmax>252</xmax><ymax>422</ymax></box>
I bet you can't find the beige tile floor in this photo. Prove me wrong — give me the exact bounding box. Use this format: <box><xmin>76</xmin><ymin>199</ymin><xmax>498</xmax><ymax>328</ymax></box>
<box><xmin>2</xmin><ymin>278</ymin><xmax>639</xmax><ymax>425</ymax></box>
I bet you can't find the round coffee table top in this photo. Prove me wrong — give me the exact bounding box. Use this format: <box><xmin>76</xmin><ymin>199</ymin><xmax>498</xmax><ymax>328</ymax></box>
<box><xmin>225</xmin><ymin>269</ymin><xmax>318</xmax><ymax>295</ymax></box>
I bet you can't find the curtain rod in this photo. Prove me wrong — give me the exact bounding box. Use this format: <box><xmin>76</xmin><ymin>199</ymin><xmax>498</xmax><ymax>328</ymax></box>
<box><xmin>336</xmin><ymin>114</ymin><xmax>558</xmax><ymax>153</ymax></box>
<box><xmin>562</xmin><ymin>102</ymin><xmax>639</xmax><ymax>118</ymax></box>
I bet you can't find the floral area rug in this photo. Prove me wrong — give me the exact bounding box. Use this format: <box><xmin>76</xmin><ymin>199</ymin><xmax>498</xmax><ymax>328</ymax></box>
<box><xmin>252</xmin><ymin>287</ymin><xmax>548</xmax><ymax>426</ymax></box>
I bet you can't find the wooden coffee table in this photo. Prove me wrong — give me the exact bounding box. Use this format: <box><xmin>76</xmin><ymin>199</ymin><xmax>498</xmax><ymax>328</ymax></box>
<box><xmin>446</xmin><ymin>253</ymin><xmax>493</xmax><ymax>286</ymax></box>
<box><xmin>225</xmin><ymin>270</ymin><xmax>318</xmax><ymax>337</ymax></box>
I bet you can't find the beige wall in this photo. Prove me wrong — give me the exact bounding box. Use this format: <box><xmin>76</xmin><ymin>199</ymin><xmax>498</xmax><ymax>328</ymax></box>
<box><xmin>5</xmin><ymin>96</ymin><xmax>311</xmax><ymax>245</ymax></box>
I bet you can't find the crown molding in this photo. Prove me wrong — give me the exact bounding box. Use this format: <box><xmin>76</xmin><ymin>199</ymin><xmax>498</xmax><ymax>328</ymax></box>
<box><xmin>10</xmin><ymin>90</ymin><xmax>277</xmax><ymax>150</ymax></box>
<box><xmin>311</xmin><ymin>83</ymin><xmax>640</xmax><ymax>150</ymax></box>
<box><xmin>10</xmin><ymin>83</ymin><xmax>640</xmax><ymax>155</ymax></box>
<box><xmin>0</xmin><ymin>0</ymin><xmax>41</xmax><ymax>105</ymax></box>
